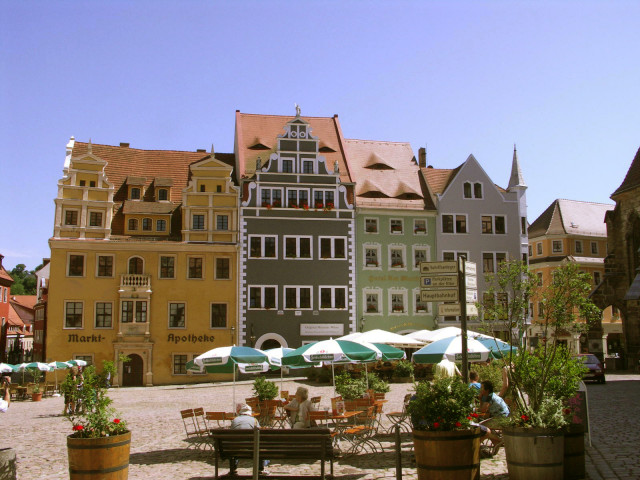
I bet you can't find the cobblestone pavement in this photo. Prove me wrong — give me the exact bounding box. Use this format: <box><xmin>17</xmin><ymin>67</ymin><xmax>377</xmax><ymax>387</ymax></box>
<box><xmin>3</xmin><ymin>372</ymin><xmax>638</xmax><ymax>479</ymax></box>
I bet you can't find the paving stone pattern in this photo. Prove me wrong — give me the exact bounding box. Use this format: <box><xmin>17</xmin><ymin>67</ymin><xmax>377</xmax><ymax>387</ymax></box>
<box><xmin>3</xmin><ymin>373</ymin><xmax>638</xmax><ymax>479</ymax></box>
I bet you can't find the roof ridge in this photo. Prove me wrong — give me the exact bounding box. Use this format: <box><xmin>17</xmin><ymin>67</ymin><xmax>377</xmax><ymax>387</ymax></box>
<box><xmin>74</xmin><ymin>141</ymin><xmax>224</xmax><ymax>155</ymax></box>
<box><xmin>344</xmin><ymin>138</ymin><xmax>411</xmax><ymax>146</ymax></box>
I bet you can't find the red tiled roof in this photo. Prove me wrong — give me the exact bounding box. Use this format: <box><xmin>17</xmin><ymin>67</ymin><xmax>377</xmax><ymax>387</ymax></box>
<box><xmin>612</xmin><ymin>146</ymin><xmax>640</xmax><ymax>197</ymax></box>
<box><xmin>421</xmin><ymin>166</ymin><xmax>458</xmax><ymax>195</ymax></box>
<box><xmin>10</xmin><ymin>295</ymin><xmax>37</xmax><ymax>310</ymax></box>
<box><xmin>71</xmin><ymin>142</ymin><xmax>219</xmax><ymax>204</ymax></box>
<box><xmin>0</xmin><ymin>266</ymin><xmax>13</xmax><ymax>283</ymax></box>
<box><xmin>7</xmin><ymin>304</ymin><xmax>24</xmax><ymax>327</ymax></box>
<box><xmin>235</xmin><ymin>112</ymin><xmax>351</xmax><ymax>183</ymax></box>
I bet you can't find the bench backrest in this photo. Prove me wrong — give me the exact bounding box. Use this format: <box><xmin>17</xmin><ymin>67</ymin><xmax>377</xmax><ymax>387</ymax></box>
<box><xmin>210</xmin><ymin>428</ymin><xmax>334</xmax><ymax>460</ymax></box>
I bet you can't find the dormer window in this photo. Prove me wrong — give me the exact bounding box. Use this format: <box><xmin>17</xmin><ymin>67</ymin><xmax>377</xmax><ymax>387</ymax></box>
<box><xmin>90</xmin><ymin>180</ymin><xmax>96</xmax><ymax>187</ymax></box>
<box><xmin>131</xmin><ymin>187</ymin><xmax>141</xmax><ymax>200</ymax></box>
<box><xmin>200</xmin><ymin>185</ymin><xmax>205</xmax><ymax>192</ymax></box>
<box><xmin>158</xmin><ymin>189</ymin><xmax>168</xmax><ymax>201</ymax></box>
<box><xmin>79</xmin><ymin>180</ymin><xmax>86</xmax><ymax>187</ymax></box>
<box><xmin>474</xmin><ymin>183</ymin><xmax>483</xmax><ymax>198</ymax></box>
<box><xmin>463</xmin><ymin>182</ymin><xmax>472</xmax><ymax>198</ymax></box>
<box><xmin>128</xmin><ymin>219</ymin><xmax>138</xmax><ymax>231</ymax></box>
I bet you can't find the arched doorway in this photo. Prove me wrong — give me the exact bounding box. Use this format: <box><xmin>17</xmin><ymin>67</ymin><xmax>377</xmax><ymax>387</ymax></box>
<box><xmin>122</xmin><ymin>353</ymin><xmax>144</xmax><ymax>387</ymax></box>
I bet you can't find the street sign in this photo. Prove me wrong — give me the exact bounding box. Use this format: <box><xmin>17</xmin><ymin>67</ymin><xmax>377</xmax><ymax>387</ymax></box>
<box><xmin>464</xmin><ymin>261</ymin><xmax>477</xmax><ymax>276</ymax></box>
<box><xmin>421</xmin><ymin>289</ymin><xmax>459</xmax><ymax>302</ymax></box>
<box><xmin>420</xmin><ymin>261</ymin><xmax>457</xmax><ymax>274</ymax></box>
<box><xmin>421</xmin><ymin>275</ymin><xmax>458</xmax><ymax>288</ymax></box>
<box><xmin>438</xmin><ymin>303</ymin><xmax>461</xmax><ymax>316</ymax></box>
<box><xmin>465</xmin><ymin>275</ymin><xmax>477</xmax><ymax>289</ymax></box>
<box><xmin>466</xmin><ymin>289</ymin><xmax>478</xmax><ymax>303</ymax></box>
<box><xmin>438</xmin><ymin>303</ymin><xmax>479</xmax><ymax>317</ymax></box>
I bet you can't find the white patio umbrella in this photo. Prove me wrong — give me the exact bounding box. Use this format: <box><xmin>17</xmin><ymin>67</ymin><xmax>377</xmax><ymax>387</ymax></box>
<box><xmin>339</xmin><ymin>329</ymin><xmax>424</xmax><ymax>348</ymax></box>
<box><xmin>412</xmin><ymin>335</ymin><xmax>491</xmax><ymax>364</ymax></box>
<box><xmin>193</xmin><ymin>345</ymin><xmax>268</xmax><ymax>410</ymax></box>
<box><xmin>405</xmin><ymin>327</ymin><xmax>485</xmax><ymax>344</ymax></box>
<box><xmin>67</xmin><ymin>359</ymin><xmax>88</xmax><ymax>367</ymax></box>
<box><xmin>0</xmin><ymin>363</ymin><xmax>16</xmax><ymax>373</ymax></box>
<box><xmin>17</xmin><ymin>362</ymin><xmax>52</xmax><ymax>386</ymax></box>
<box><xmin>47</xmin><ymin>361</ymin><xmax>73</xmax><ymax>392</ymax></box>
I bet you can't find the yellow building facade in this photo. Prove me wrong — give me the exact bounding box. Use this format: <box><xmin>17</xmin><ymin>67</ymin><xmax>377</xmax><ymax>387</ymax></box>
<box><xmin>527</xmin><ymin>199</ymin><xmax>620</xmax><ymax>354</ymax></box>
<box><xmin>46</xmin><ymin>139</ymin><xmax>239</xmax><ymax>385</ymax></box>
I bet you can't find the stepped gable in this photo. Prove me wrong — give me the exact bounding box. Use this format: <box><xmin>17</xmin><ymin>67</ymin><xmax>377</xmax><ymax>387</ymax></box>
<box><xmin>612</xmin><ymin>146</ymin><xmax>640</xmax><ymax>197</ymax></box>
<box><xmin>235</xmin><ymin>111</ymin><xmax>350</xmax><ymax>182</ymax></box>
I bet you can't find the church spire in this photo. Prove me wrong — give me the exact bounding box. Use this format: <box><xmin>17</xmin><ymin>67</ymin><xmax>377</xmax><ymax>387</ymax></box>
<box><xmin>508</xmin><ymin>144</ymin><xmax>526</xmax><ymax>190</ymax></box>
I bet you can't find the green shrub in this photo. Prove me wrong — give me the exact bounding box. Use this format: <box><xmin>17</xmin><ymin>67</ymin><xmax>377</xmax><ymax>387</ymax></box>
<box><xmin>367</xmin><ymin>371</ymin><xmax>390</xmax><ymax>393</ymax></box>
<box><xmin>392</xmin><ymin>360</ymin><xmax>414</xmax><ymax>378</ymax></box>
<box><xmin>252</xmin><ymin>376</ymin><xmax>279</xmax><ymax>401</ymax></box>
<box><xmin>335</xmin><ymin>371</ymin><xmax>367</xmax><ymax>400</ymax></box>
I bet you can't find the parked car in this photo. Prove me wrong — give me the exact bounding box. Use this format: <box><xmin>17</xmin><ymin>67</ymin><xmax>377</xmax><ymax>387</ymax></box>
<box><xmin>576</xmin><ymin>353</ymin><xmax>606</xmax><ymax>384</ymax></box>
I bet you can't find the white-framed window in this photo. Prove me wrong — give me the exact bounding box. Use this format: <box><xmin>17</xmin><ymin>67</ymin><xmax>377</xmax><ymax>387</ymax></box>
<box><xmin>363</xmin><ymin>289</ymin><xmax>382</xmax><ymax>315</ymax></box>
<box><xmin>88</xmin><ymin>210</ymin><xmax>103</xmax><ymax>227</ymax></box>
<box><xmin>121</xmin><ymin>300</ymin><xmax>147</xmax><ymax>323</ymax></box>
<box><xmin>159</xmin><ymin>255</ymin><xmax>176</xmax><ymax>279</ymax></box>
<box><xmin>261</xmin><ymin>187</ymin><xmax>283</xmax><ymax>208</ymax></box>
<box><xmin>192</xmin><ymin>213</ymin><xmax>205</xmax><ymax>230</ymax></box>
<box><xmin>528</xmin><ymin>245</ymin><xmax>533</xmax><ymax>257</ymax></box>
<box><xmin>172</xmin><ymin>354</ymin><xmax>188</xmax><ymax>375</ymax></box>
<box><xmin>594</xmin><ymin>271</ymin><xmax>601</xmax><ymax>285</ymax></box>
<box><xmin>536</xmin><ymin>243</ymin><xmax>542</xmax><ymax>255</ymax></box>
<box><xmin>64</xmin><ymin>301</ymin><xmax>83</xmax><ymax>328</ymax></box>
<box><xmin>128</xmin><ymin>256</ymin><xmax>144</xmax><ymax>274</ymax></box>
<box><xmin>473</xmin><ymin>183</ymin><xmax>483</xmax><ymax>198</ymax></box>
<box><xmin>74</xmin><ymin>354</ymin><xmax>94</xmax><ymax>366</ymax></box>
<box><xmin>249</xmin><ymin>235</ymin><xmax>278</xmax><ymax>258</ymax></box>
<box><xmin>442</xmin><ymin>251</ymin><xmax>469</xmax><ymax>261</ymax></box>
<box><xmin>281</xmin><ymin>157</ymin><xmax>294</xmax><ymax>173</ymax></box>
<box><xmin>284</xmin><ymin>236</ymin><xmax>312</xmax><ymax>259</ymax></box>
<box><xmin>187</xmin><ymin>257</ymin><xmax>204</xmax><ymax>279</ymax></box>
<box><xmin>94</xmin><ymin>301</ymin><xmax>113</xmax><ymax>328</ymax></box>
<box><xmin>319</xmin><ymin>237</ymin><xmax>346</xmax><ymax>259</ymax></box>
<box><xmin>210</xmin><ymin>303</ymin><xmax>227</xmax><ymax>328</ymax></box>
<box><xmin>284</xmin><ymin>286</ymin><xmax>312</xmax><ymax>309</ymax></box>
<box><xmin>389</xmin><ymin>289</ymin><xmax>407</xmax><ymax>314</ymax></box>
<box><xmin>413</xmin><ymin>289</ymin><xmax>431</xmax><ymax>314</ymax></box>
<box><xmin>142</xmin><ymin>218</ymin><xmax>152</xmax><ymax>231</ymax></box>
<box><xmin>216</xmin><ymin>214</ymin><xmax>229</xmax><ymax>231</ymax></box>
<box><xmin>413</xmin><ymin>246</ymin><xmax>430</xmax><ymax>269</ymax></box>
<box><xmin>248</xmin><ymin>286</ymin><xmax>277</xmax><ymax>310</ymax></box>
<box><xmin>591</xmin><ymin>242</ymin><xmax>598</xmax><ymax>255</ymax></box>
<box><xmin>286</xmin><ymin>188</ymin><xmax>310</xmax><ymax>208</ymax></box>
<box><xmin>156</xmin><ymin>219</ymin><xmax>167</xmax><ymax>232</ymax></box>
<box><xmin>67</xmin><ymin>253</ymin><xmax>86</xmax><ymax>277</ymax></box>
<box><xmin>364</xmin><ymin>244</ymin><xmax>381</xmax><ymax>268</ymax></box>
<box><xmin>319</xmin><ymin>286</ymin><xmax>347</xmax><ymax>309</ymax></box>
<box><xmin>389</xmin><ymin>245</ymin><xmax>406</xmax><ymax>268</ymax></box>
<box><xmin>442</xmin><ymin>214</ymin><xmax>467</xmax><ymax>234</ymax></box>
<box><xmin>215</xmin><ymin>257</ymin><xmax>230</xmax><ymax>279</ymax></box>
<box><xmin>96</xmin><ymin>254</ymin><xmax>114</xmax><ymax>278</ymax></box>
<box><xmin>365</xmin><ymin>218</ymin><xmax>378</xmax><ymax>233</ymax></box>
<box><xmin>482</xmin><ymin>252</ymin><xmax>507</xmax><ymax>273</ymax></box>
<box><xmin>552</xmin><ymin>240</ymin><xmax>563</xmax><ymax>253</ymax></box>
<box><xmin>313</xmin><ymin>189</ymin><xmax>335</xmax><ymax>209</ymax></box>
<box><xmin>575</xmin><ymin>240</ymin><xmax>583</xmax><ymax>254</ymax></box>
<box><xmin>168</xmin><ymin>302</ymin><xmax>186</xmax><ymax>328</ymax></box>
<box><xmin>481</xmin><ymin>215</ymin><xmax>507</xmax><ymax>235</ymax></box>
<box><xmin>413</xmin><ymin>219</ymin><xmax>427</xmax><ymax>234</ymax></box>
<box><xmin>463</xmin><ymin>182</ymin><xmax>472</xmax><ymax>199</ymax></box>
<box><xmin>64</xmin><ymin>209</ymin><xmax>79</xmax><ymax>226</ymax></box>
<box><xmin>390</xmin><ymin>219</ymin><xmax>403</xmax><ymax>234</ymax></box>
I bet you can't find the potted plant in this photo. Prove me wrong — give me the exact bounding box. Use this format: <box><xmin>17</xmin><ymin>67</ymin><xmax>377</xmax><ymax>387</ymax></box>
<box><xmin>407</xmin><ymin>376</ymin><xmax>481</xmax><ymax>479</ymax></box>
<box><xmin>334</xmin><ymin>371</ymin><xmax>367</xmax><ymax>400</ymax></box>
<box><xmin>481</xmin><ymin>261</ymin><xmax>599</xmax><ymax>479</ymax></box>
<box><xmin>31</xmin><ymin>369</ymin><xmax>43</xmax><ymax>402</ymax></box>
<box><xmin>391</xmin><ymin>360</ymin><xmax>414</xmax><ymax>383</ymax></box>
<box><xmin>252</xmin><ymin>376</ymin><xmax>279</xmax><ymax>401</ymax></box>
<box><xmin>64</xmin><ymin>356</ymin><xmax>130</xmax><ymax>479</ymax></box>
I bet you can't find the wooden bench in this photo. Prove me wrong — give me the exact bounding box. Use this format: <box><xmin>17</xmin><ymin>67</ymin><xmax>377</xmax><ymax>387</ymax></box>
<box><xmin>209</xmin><ymin>428</ymin><xmax>336</xmax><ymax>480</ymax></box>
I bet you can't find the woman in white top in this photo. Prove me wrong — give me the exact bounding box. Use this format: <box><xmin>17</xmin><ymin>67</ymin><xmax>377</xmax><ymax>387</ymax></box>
<box><xmin>285</xmin><ymin>386</ymin><xmax>315</xmax><ymax>428</ymax></box>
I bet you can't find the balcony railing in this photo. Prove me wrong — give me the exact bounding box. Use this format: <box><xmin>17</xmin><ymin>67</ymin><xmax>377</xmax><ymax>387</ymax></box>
<box><xmin>120</xmin><ymin>274</ymin><xmax>151</xmax><ymax>291</ymax></box>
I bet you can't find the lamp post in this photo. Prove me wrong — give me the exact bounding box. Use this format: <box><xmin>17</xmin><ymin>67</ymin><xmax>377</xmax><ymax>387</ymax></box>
<box><xmin>360</xmin><ymin>317</ymin><xmax>366</xmax><ymax>333</ymax></box>
<box><xmin>230</xmin><ymin>325</ymin><xmax>235</xmax><ymax>346</ymax></box>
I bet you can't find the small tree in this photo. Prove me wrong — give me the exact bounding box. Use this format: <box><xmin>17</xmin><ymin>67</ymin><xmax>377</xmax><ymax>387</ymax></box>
<box><xmin>481</xmin><ymin>261</ymin><xmax>599</xmax><ymax>427</ymax></box>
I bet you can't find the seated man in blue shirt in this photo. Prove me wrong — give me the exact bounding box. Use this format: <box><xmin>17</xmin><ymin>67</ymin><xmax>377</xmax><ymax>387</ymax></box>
<box><xmin>478</xmin><ymin>380</ymin><xmax>510</xmax><ymax>455</ymax></box>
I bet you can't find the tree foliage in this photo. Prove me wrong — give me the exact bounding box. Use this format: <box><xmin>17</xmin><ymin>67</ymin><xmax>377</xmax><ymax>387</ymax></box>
<box><xmin>9</xmin><ymin>263</ymin><xmax>40</xmax><ymax>295</ymax></box>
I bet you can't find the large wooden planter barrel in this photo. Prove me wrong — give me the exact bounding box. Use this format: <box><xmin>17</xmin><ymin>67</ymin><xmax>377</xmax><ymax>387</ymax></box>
<box><xmin>413</xmin><ymin>428</ymin><xmax>481</xmax><ymax>480</ymax></box>
<box><xmin>0</xmin><ymin>448</ymin><xmax>17</xmax><ymax>480</ymax></box>
<box><xmin>503</xmin><ymin>426</ymin><xmax>564</xmax><ymax>480</ymax></box>
<box><xmin>67</xmin><ymin>431</ymin><xmax>131</xmax><ymax>480</ymax></box>
<box><xmin>564</xmin><ymin>424</ymin><xmax>585</xmax><ymax>480</ymax></box>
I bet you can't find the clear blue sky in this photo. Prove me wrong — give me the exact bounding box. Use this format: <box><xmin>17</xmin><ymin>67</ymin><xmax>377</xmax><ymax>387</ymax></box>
<box><xmin>1</xmin><ymin>0</ymin><xmax>639</xmax><ymax>271</ymax></box>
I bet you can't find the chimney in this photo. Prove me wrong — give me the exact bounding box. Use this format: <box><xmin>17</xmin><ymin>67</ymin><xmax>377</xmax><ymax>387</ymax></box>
<box><xmin>418</xmin><ymin>147</ymin><xmax>427</xmax><ymax>168</ymax></box>
<box><xmin>196</xmin><ymin>149</ymin><xmax>206</xmax><ymax>152</ymax></box>
<box><xmin>120</xmin><ymin>142</ymin><xmax>130</xmax><ymax>148</ymax></box>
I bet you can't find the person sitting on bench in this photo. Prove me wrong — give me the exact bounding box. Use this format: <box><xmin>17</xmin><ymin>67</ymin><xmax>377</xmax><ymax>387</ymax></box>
<box><xmin>225</xmin><ymin>403</ymin><xmax>269</xmax><ymax>477</ymax></box>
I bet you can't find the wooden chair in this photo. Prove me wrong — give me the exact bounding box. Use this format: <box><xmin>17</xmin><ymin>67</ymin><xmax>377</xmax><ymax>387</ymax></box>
<box><xmin>385</xmin><ymin>393</ymin><xmax>412</xmax><ymax>434</ymax></box>
<box><xmin>180</xmin><ymin>408</ymin><xmax>208</xmax><ymax>449</ymax></box>
<box><xmin>310</xmin><ymin>396</ymin><xmax>322</xmax><ymax>410</ymax></box>
<box><xmin>280</xmin><ymin>390</ymin><xmax>289</xmax><ymax>400</ymax></box>
<box><xmin>205</xmin><ymin>411</ymin><xmax>229</xmax><ymax>428</ymax></box>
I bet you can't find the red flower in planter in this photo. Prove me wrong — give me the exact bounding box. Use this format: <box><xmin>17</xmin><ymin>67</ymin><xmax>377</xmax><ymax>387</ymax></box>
<box><xmin>113</xmin><ymin>419</ymin><xmax>121</xmax><ymax>424</ymax></box>
<box><xmin>455</xmin><ymin>422</ymin><xmax>462</xmax><ymax>428</ymax></box>
<box><xmin>521</xmin><ymin>414</ymin><xmax>530</xmax><ymax>422</ymax></box>
<box><xmin>433</xmin><ymin>422</ymin><xmax>440</xmax><ymax>429</ymax></box>
<box><xmin>73</xmin><ymin>425</ymin><xmax>84</xmax><ymax>431</ymax></box>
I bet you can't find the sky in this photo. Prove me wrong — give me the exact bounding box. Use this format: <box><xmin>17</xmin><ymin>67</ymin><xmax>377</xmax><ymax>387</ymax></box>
<box><xmin>1</xmin><ymin>0</ymin><xmax>639</xmax><ymax>271</ymax></box>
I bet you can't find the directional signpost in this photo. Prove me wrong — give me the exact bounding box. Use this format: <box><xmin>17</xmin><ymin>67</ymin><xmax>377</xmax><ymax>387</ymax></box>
<box><xmin>420</xmin><ymin>258</ymin><xmax>479</xmax><ymax>382</ymax></box>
